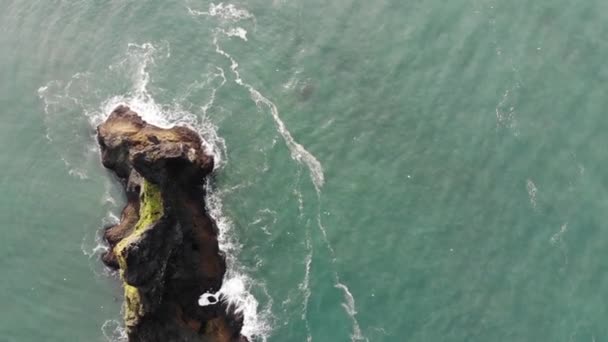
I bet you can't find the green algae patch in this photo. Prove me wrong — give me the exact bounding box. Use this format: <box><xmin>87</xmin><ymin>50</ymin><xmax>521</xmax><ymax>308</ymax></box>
<box><xmin>134</xmin><ymin>180</ymin><xmax>163</xmax><ymax>232</ymax></box>
<box><xmin>113</xmin><ymin>179</ymin><xmax>164</xmax><ymax>326</ymax></box>
<box><xmin>124</xmin><ymin>284</ymin><xmax>143</xmax><ymax>326</ymax></box>
<box><xmin>115</xmin><ymin>180</ymin><xmax>163</xmax><ymax>258</ymax></box>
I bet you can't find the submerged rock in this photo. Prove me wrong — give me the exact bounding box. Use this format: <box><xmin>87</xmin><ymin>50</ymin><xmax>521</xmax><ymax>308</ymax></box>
<box><xmin>97</xmin><ymin>105</ymin><xmax>247</xmax><ymax>342</ymax></box>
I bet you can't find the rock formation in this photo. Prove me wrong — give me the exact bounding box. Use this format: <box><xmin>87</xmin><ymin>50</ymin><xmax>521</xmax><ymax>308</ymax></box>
<box><xmin>97</xmin><ymin>105</ymin><xmax>247</xmax><ymax>342</ymax></box>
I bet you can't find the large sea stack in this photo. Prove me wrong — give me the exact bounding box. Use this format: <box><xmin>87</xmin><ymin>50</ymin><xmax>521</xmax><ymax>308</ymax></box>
<box><xmin>97</xmin><ymin>105</ymin><xmax>247</xmax><ymax>342</ymax></box>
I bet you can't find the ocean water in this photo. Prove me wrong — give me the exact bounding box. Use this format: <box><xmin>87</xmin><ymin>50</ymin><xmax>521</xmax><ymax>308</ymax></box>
<box><xmin>2</xmin><ymin>0</ymin><xmax>608</xmax><ymax>341</ymax></box>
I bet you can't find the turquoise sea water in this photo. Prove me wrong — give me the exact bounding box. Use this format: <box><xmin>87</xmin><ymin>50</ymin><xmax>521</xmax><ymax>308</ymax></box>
<box><xmin>3</xmin><ymin>0</ymin><xmax>608</xmax><ymax>341</ymax></box>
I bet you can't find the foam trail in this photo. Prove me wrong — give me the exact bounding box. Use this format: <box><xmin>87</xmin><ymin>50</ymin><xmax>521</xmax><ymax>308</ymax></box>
<box><xmin>81</xmin><ymin>231</ymin><xmax>110</xmax><ymax>259</ymax></box>
<box><xmin>318</xmin><ymin>207</ymin><xmax>366</xmax><ymax>342</ymax></box>
<box><xmin>550</xmin><ymin>222</ymin><xmax>568</xmax><ymax>245</ymax></box>
<box><xmin>293</xmin><ymin>168</ymin><xmax>305</xmax><ymax>218</ymax></box>
<box><xmin>550</xmin><ymin>222</ymin><xmax>570</xmax><ymax>267</ymax></box>
<box><xmin>212</xmin><ymin>29</ymin><xmax>366</xmax><ymax>340</ymax></box>
<box><xmin>299</xmin><ymin>229</ymin><xmax>313</xmax><ymax>342</ymax></box>
<box><xmin>188</xmin><ymin>2</ymin><xmax>253</xmax><ymax>21</ymax></box>
<box><xmin>101</xmin><ymin>319</ymin><xmax>127</xmax><ymax>342</ymax></box>
<box><xmin>250</xmin><ymin>208</ymin><xmax>278</xmax><ymax>236</ymax></box>
<box><xmin>81</xmin><ymin>211</ymin><xmax>117</xmax><ymax>259</ymax></box>
<box><xmin>201</xmin><ymin>66</ymin><xmax>227</xmax><ymax>115</ymax></box>
<box><xmin>220</xmin><ymin>27</ymin><xmax>249</xmax><ymax>41</ymax></box>
<box><xmin>187</xmin><ymin>1</ymin><xmax>258</xmax><ymax>31</ymax></box>
<box><xmin>213</xmin><ymin>33</ymin><xmax>325</xmax><ymax>191</ymax></box>
<box><xmin>526</xmin><ymin>179</ymin><xmax>538</xmax><ymax>209</ymax></box>
<box><xmin>335</xmin><ymin>283</ymin><xmax>364</xmax><ymax>341</ymax></box>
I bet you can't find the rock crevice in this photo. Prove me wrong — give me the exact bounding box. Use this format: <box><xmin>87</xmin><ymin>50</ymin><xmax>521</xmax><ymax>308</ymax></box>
<box><xmin>97</xmin><ymin>105</ymin><xmax>246</xmax><ymax>342</ymax></box>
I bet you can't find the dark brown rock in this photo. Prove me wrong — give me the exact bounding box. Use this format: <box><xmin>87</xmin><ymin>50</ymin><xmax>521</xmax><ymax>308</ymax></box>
<box><xmin>96</xmin><ymin>105</ymin><xmax>247</xmax><ymax>342</ymax></box>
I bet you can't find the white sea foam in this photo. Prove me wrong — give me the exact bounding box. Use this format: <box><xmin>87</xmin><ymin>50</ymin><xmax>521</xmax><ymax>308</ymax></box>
<box><xmin>201</xmin><ymin>66</ymin><xmax>227</xmax><ymax>115</ymax></box>
<box><xmin>550</xmin><ymin>222</ymin><xmax>568</xmax><ymax>245</ymax></box>
<box><xmin>298</xmin><ymin>229</ymin><xmax>313</xmax><ymax>342</ymax></box>
<box><xmin>102</xmin><ymin>185</ymin><xmax>119</xmax><ymax>207</ymax></box>
<box><xmin>81</xmin><ymin>212</ymin><xmax>117</xmax><ymax>259</ymax></box>
<box><xmin>219</xmin><ymin>27</ymin><xmax>249</xmax><ymax>41</ymax></box>
<box><xmin>188</xmin><ymin>2</ymin><xmax>254</xmax><ymax>21</ymax></box>
<box><xmin>335</xmin><ymin>283</ymin><xmax>364</xmax><ymax>341</ymax></box>
<box><xmin>81</xmin><ymin>231</ymin><xmax>109</xmax><ymax>259</ymax></box>
<box><xmin>68</xmin><ymin>168</ymin><xmax>88</xmax><ymax>180</ymax></box>
<box><xmin>101</xmin><ymin>319</ymin><xmax>127</xmax><ymax>342</ymax></box>
<box><xmin>60</xmin><ymin>157</ymin><xmax>89</xmax><ymax>180</ymax></box>
<box><xmin>526</xmin><ymin>179</ymin><xmax>538</xmax><ymax>209</ymax></box>
<box><xmin>495</xmin><ymin>86</ymin><xmax>519</xmax><ymax>135</ymax></box>
<box><xmin>38</xmin><ymin>73</ymin><xmax>100</xmax><ymax>180</ymax></box>
<box><xmin>282</xmin><ymin>70</ymin><xmax>302</xmax><ymax>91</ymax></box>
<box><xmin>250</xmin><ymin>208</ymin><xmax>278</xmax><ymax>236</ymax></box>
<box><xmin>100</xmin><ymin>42</ymin><xmax>184</xmax><ymax>128</ymax></box>
<box><xmin>198</xmin><ymin>292</ymin><xmax>219</xmax><ymax>306</ymax></box>
<box><xmin>299</xmin><ymin>230</ymin><xmax>313</xmax><ymax>320</ymax></box>
<box><xmin>292</xmin><ymin>169</ymin><xmax>305</xmax><ymax>218</ymax></box>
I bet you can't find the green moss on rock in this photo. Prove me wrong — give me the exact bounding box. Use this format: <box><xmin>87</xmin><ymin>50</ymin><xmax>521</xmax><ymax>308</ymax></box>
<box><xmin>123</xmin><ymin>284</ymin><xmax>143</xmax><ymax>326</ymax></box>
<box><xmin>114</xmin><ymin>179</ymin><xmax>164</xmax><ymax>327</ymax></box>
